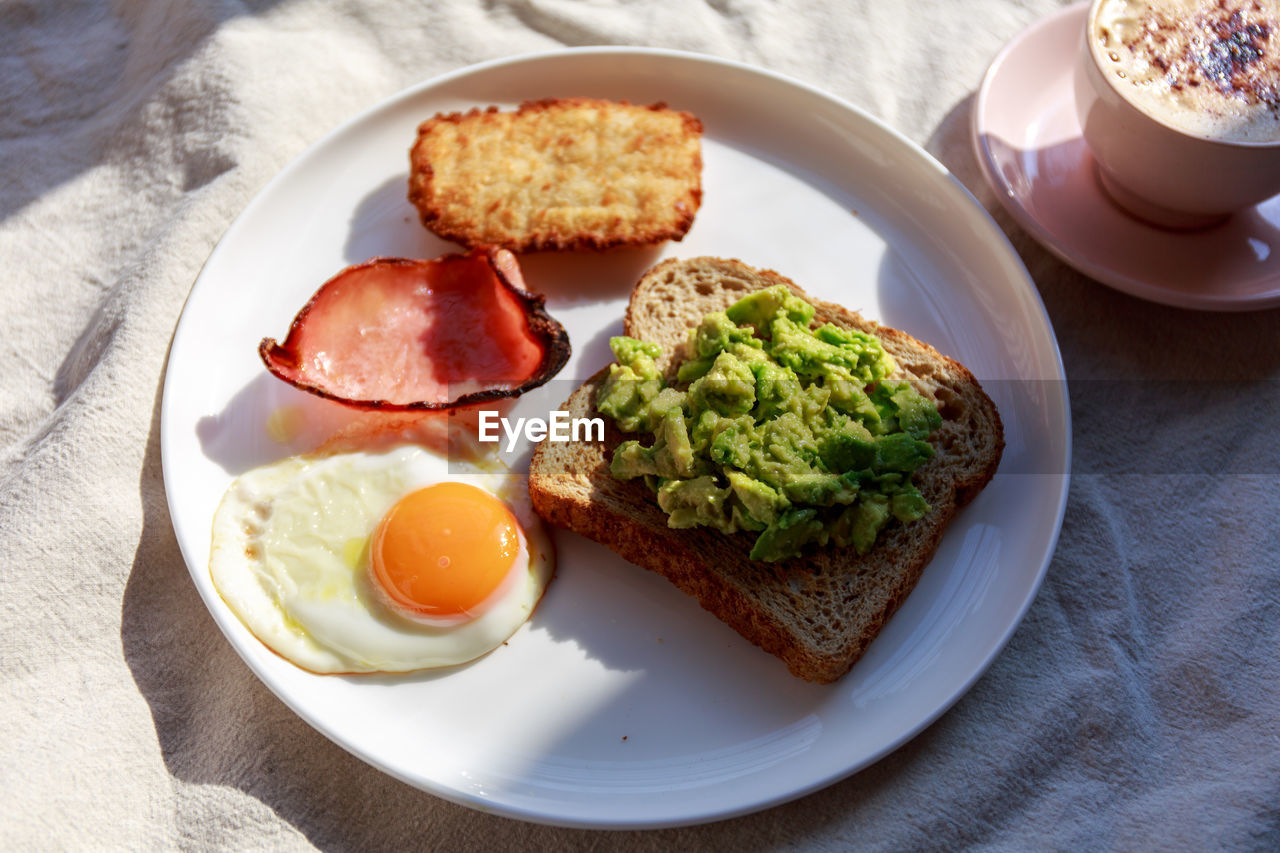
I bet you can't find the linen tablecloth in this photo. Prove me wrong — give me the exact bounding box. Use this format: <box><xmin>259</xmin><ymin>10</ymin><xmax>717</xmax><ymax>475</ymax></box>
<box><xmin>3</xmin><ymin>0</ymin><xmax>1277</xmax><ymax>848</ymax></box>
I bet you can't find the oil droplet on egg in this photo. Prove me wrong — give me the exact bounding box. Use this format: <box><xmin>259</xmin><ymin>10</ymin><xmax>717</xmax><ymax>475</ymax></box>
<box><xmin>266</xmin><ymin>405</ymin><xmax>307</xmax><ymax>444</ymax></box>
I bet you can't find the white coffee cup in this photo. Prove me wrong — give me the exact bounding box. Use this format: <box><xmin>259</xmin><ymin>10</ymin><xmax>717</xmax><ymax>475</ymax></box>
<box><xmin>1074</xmin><ymin>0</ymin><xmax>1280</xmax><ymax>229</ymax></box>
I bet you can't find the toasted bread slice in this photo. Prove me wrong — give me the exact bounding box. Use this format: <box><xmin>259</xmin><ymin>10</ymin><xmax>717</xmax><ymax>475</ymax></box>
<box><xmin>408</xmin><ymin>98</ymin><xmax>703</xmax><ymax>252</ymax></box>
<box><xmin>528</xmin><ymin>257</ymin><xmax>1004</xmax><ymax>683</ymax></box>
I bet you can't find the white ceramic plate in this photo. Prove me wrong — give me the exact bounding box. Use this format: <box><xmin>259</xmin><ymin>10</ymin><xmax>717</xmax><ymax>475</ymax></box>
<box><xmin>161</xmin><ymin>48</ymin><xmax>1070</xmax><ymax>828</ymax></box>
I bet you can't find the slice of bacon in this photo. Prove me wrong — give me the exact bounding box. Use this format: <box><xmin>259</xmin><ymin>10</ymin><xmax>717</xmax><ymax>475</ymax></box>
<box><xmin>259</xmin><ymin>248</ymin><xmax>570</xmax><ymax>410</ymax></box>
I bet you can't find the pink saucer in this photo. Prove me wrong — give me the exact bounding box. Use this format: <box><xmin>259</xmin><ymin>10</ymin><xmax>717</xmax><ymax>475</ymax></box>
<box><xmin>972</xmin><ymin>2</ymin><xmax>1280</xmax><ymax>311</ymax></box>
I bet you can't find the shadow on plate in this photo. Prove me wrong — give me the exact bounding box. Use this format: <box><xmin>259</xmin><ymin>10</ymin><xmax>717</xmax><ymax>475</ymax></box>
<box><xmin>194</xmin><ymin>373</ymin><xmax>352</xmax><ymax>476</ymax></box>
<box><xmin>572</xmin><ymin>316</ymin><xmax>625</xmax><ymax>379</ymax></box>
<box><xmin>344</xmin><ymin>173</ymin><xmax>457</xmax><ymax>264</ymax></box>
<box><xmin>516</xmin><ymin>244</ymin><xmax>666</xmax><ymax>305</ymax></box>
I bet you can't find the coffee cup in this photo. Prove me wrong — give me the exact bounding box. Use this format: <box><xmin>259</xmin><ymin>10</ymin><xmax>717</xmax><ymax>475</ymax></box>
<box><xmin>1074</xmin><ymin>0</ymin><xmax>1280</xmax><ymax>229</ymax></box>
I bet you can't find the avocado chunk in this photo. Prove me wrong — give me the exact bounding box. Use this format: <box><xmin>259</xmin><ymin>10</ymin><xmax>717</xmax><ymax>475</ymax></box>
<box><xmin>876</xmin><ymin>432</ymin><xmax>935</xmax><ymax>472</ymax></box>
<box><xmin>688</xmin><ymin>351</ymin><xmax>756</xmax><ymax>417</ymax></box>
<box><xmin>889</xmin><ymin>382</ymin><xmax>943</xmax><ymax>438</ymax></box>
<box><xmin>845</xmin><ymin>494</ymin><xmax>892</xmax><ymax>555</ymax></box>
<box><xmin>726</xmin><ymin>469</ymin><xmax>786</xmax><ymax>526</ymax></box>
<box><xmin>725</xmin><ymin>285</ymin><xmax>815</xmax><ymax>329</ymax></box>
<box><xmin>890</xmin><ymin>484</ymin><xmax>930</xmax><ymax>522</ymax></box>
<box><xmin>657</xmin><ymin>476</ymin><xmax>734</xmax><ymax>533</ymax></box>
<box><xmin>610</xmin><ymin>336</ymin><xmax>661</xmax><ymax>372</ymax></box>
<box><xmin>818</xmin><ymin>418</ymin><xmax>878</xmax><ymax>472</ymax></box>
<box><xmin>596</xmin><ymin>336</ymin><xmax>665</xmax><ymax>432</ymax></box>
<box><xmin>708</xmin><ymin>417</ymin><xmax>756</xmax><ymax>469</ymax></box>
<box><xmin>749</xmin><ymin>507</ymin><xmax>826</xmax><ymax>561</ymax></box>
<box><xmin>677</xmin><ymin>312</ymin><xmax>763</xmax><ymax>382</ymax></box>
<box><xmin>656</xmin><ymin>407</ymin><xmax>697</xmax><ymax>478</ymax></box>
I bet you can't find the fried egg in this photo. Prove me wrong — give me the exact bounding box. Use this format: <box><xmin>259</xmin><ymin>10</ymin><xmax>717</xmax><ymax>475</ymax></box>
<box><xmin>209</xmin><ymin>445</ymin><xmax>553</xmax><ymax>674</ymax></box>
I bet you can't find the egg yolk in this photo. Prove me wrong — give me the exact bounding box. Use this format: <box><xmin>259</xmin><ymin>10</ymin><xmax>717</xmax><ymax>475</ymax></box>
<box><xmin>371</xmin><ymin>482</ymin><xmax>520</xmax><ymax>620</ymax></box>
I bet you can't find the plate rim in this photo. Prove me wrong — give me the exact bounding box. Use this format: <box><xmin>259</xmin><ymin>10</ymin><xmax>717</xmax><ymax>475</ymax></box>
<box><xmin>160</xmin><ymin>45</ymin><xmax>1071</xmax><ymax>829</ymax></box>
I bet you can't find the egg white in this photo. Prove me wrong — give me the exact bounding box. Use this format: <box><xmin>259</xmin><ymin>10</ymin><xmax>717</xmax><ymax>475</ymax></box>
<box><xmin>209</xmin><ymin>445</ymin><xmax>553</xmax><ymax>674</ymax></box>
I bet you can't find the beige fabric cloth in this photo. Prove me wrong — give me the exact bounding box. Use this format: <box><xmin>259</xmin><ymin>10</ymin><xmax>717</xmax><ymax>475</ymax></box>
<box><xmin>3</xmin><ymin>0</ymin><xmax>1277</xmax><ymax>848</ymax></box>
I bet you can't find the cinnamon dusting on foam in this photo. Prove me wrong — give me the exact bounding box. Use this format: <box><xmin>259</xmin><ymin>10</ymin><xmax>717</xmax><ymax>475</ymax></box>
<box><xmin>1095</xmin><ymin>0</ymin><xmax>1280</xmax><ymax>142</ymax></box>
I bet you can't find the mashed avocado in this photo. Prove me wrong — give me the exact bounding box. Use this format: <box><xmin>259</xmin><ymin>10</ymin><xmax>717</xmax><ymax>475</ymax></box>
<box><xmin>596</xmin><ymin>285</ymin><xmax>942</xmax><ymax>562</ymax></box>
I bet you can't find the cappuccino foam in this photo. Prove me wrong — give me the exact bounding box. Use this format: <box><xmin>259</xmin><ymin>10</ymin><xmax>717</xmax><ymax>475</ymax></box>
<box><xmin>1094</xmin><ymin>0</ymin><xmax>1280</xmax><ymax>143</ymax></box>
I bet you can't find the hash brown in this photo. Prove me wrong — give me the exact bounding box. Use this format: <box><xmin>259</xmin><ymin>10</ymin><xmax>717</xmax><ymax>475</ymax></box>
<box><xmin>408</xmin><ymin>98</ymin><xmax>703</xmax><ymax>252</ymax></box>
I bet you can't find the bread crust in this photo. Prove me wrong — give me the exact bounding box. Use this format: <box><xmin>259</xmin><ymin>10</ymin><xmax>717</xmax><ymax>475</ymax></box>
<box><xmin>529</xmin><ymin>257</ymin><xmax>1004</xmax><ymax>683</ymax></box>
<box><xmin>408</xmin><ymin>98</ymin><xmax>703</xmax><ymax>252</ymax></box>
